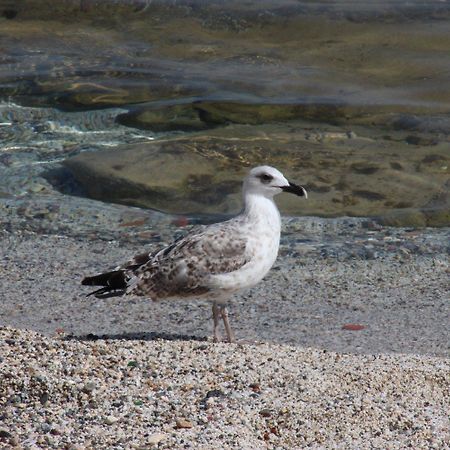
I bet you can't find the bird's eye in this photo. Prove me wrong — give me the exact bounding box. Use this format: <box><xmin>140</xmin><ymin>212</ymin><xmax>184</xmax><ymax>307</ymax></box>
<box><xmin>259</xmin><ymin>173</ymin><xmax>273</xmax><ymax>184</ymax></box>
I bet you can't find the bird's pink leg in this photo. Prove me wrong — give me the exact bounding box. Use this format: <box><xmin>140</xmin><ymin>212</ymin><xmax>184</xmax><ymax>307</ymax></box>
<box><xmin>212</xmin><ymin>302</ymin><xmax>221</xmax><ymax>342</ymax></box>
<box><xmin>220</xmin><ymin>305</ymin><xmax>235</xmax><ymax>343</ymax></box>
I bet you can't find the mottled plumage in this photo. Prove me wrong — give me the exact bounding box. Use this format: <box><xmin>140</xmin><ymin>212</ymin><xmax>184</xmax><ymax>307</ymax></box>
<box><xmin>82</xmin><ymin>166</ymin><xmax>307</xmax><ymax>342</ymax></box>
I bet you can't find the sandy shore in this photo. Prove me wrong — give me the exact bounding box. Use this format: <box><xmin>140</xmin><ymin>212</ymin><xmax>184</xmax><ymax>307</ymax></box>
<box><xmin>0</xmin><ymin>205</ymin><xmax>449</xmax><ymax>448</ymax></box>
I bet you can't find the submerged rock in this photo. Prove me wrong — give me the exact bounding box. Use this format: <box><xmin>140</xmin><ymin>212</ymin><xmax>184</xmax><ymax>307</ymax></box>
<box><xmin>116</xmin><ymin>103</ymin><xmax>211</xmax><ymax>132</ymax></box>
<box><xmin>63</xmin><ymin>140</ymin><xmax>243</xmax><ymax>215</ymax></box>
<box><xmin>116</xmin><ymin>101</ymin><xmax>450</xmax><ymax>132</ymax></box>
<box><xmin>63</xmin><ymin>123</ymin><xmax>450</xmax><ymax>223</ymax></box>
<box><xmin>193</xmin><ymin>101</ymin><xmax>345</xmax><ymax>126</ymax></box>
<box><xmin>115</xmin><ymin>101</ymin><xmax>349</xmax><ymax>132</ymax></box>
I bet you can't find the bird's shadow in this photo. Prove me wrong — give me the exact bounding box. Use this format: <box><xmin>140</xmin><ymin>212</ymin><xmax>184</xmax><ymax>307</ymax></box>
<box><xmin>64</xmin><ymin>331</ymin><xmax>208</xmax><ymax>343</ymax></box>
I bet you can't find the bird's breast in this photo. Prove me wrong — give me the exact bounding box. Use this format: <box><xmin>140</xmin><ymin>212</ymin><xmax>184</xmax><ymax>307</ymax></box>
<box><xmin>208</xmin><ymin>221</ymin><xmax>280</xmax><ymax>294</ymax></box>
<box><xmin>247</xmin><ymin>224</ymin><xmax>280</xmax><ymax>274</ymax></box>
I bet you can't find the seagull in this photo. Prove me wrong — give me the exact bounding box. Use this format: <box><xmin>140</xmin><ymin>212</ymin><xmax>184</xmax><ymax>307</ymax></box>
<box><xmin>82</xmin><ymin>166</ymin><xmax>307</xmax><ymax>342</ymax></box>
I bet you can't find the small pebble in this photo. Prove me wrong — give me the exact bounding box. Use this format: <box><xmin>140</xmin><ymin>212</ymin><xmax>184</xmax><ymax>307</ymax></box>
<box><xmin>104</xmin><ymin>416</ymin><xmax>119</xmax><ymax>425</ymax></box>
<box><xmin>81</xmin><ymin>382</ymin><xmax>96</xmax><ymax>393</ymax></box>
<box><xmin>259</xmin><ymin>409</ymin><xmax>272</xmax><ymax>418</ymax></box>
<box><xmin>176</xmin><ymin>418</ymin><xmax>193</xmax><ymax>429</ymax></box>
<box><xmin>342</xmin><ymin>324</ymin><xmax>366</xmax><ymax>331</ymax></box>
<box><xmin>147</xmin><ymin>433</ymin><xmax>167</xmax><ymax>445</ymax></box>
<box><xmin>0</xmin><ymin>429</ymin><xmax>11</xmax><ymax>439</ymax></box>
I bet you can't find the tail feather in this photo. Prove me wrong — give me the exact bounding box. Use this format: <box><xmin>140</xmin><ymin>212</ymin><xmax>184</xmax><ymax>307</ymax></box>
<box><xmin>82</xmin><ymin>270</ymin><xmax>128</xmax><ymax>298</ymax></box>
<box><xmin>85</xmin><ymin>286</ymin><xmax>113</xmax><ymax>297</ymax></box>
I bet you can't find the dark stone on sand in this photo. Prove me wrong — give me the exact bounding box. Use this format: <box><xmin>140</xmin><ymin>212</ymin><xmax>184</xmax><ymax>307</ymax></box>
<box><xmin>0</xmin><ymin>429</ymin><xmax>11</xmax><ymax>439</ymax></box>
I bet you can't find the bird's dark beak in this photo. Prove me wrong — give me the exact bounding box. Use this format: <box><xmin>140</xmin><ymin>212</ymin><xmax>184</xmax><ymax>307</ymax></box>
<box><xmin>281</xmin><ymin>182</ymin><xmax>308</xmax><ymax>198</ymax></box>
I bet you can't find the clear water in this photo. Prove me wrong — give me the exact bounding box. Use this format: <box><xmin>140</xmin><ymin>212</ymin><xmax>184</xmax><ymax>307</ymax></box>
<box><xmin>0</xmin><ymin>0</ymin><xmax>449</xmax><ymax>225</ymax></box>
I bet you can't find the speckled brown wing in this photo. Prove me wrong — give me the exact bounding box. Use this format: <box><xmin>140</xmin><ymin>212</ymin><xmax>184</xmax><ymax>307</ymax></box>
<box><xmin>127</xmin><ymin>224</ymin><xmax>249</xmax><ymax>299</ymax></box>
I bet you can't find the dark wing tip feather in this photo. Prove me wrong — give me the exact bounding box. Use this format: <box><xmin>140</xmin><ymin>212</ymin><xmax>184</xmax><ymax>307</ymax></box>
<box><xmin>85</xmin><ymin>286</ymin><xmax>109</xmax><ymax>297</ymax></box>
<box><xmin>82</xmin><ymin>271</ymin><xmax>126</xmax><ymax>287</ymax></box>
<box><xmin>82</xmin><ymin>276</ymin><xmax>97</xmax><ymax>286</ymax></box>
<box><xmin>85</xmin><ymin>287</ymin><xmax>127</xmax><ymax>298</ymax></box>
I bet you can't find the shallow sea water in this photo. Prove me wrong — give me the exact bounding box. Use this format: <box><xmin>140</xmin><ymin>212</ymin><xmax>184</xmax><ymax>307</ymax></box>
<box><xmin>0</xmin><ymin>0</ymin><xmax>449</xmax><ymax>224</ymax></box>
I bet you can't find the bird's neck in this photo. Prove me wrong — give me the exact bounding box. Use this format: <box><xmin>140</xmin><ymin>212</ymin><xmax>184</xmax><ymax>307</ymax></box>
<box><xmin>243</xmin><ymin>193</ymin><xmax>281</xmax><ymax>231</ymax></box>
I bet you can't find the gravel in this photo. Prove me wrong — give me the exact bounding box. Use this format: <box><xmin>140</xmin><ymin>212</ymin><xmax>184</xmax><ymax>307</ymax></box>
<box><xmin>1</xmin><ymin>326</ymin><xmax>449</xmax><ymax>449</ymax></box>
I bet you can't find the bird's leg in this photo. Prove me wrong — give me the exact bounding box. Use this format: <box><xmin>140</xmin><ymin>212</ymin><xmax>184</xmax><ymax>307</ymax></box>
<box><xmin>220</xmin><ymin>305</ymin><xmax>235</xmax><ymax>343</ymax></box>
<box><xmin>212</xmin><ymin>302</ymin><xmax>222</xmax><ymax>343</ymax></box>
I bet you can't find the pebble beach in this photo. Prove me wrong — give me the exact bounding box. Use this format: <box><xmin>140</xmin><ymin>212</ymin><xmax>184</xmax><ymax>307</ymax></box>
<box><xmin>1</xmin><ymin>326</ymin><xmax>449</xmax><ymax>450</ymax></box>
<box><xmin>1</xmin><ymin>199</ymin><xmax>449</xmax><ymax>449</ymax></box>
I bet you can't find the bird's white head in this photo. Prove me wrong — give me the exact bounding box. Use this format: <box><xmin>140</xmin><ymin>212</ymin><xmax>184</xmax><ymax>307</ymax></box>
<box><xmin>243</xmin><ymin>165</ymin><xmax>307</xmax><ymax>199</ymax></box>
